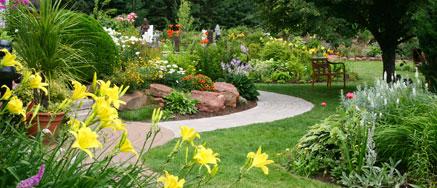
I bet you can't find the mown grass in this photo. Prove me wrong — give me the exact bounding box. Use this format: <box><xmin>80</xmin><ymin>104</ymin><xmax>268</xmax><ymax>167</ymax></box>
<box><xmin>141</xmin><ymin>61</ymin><xmax>418</xmax><ymax>187</ymax></box>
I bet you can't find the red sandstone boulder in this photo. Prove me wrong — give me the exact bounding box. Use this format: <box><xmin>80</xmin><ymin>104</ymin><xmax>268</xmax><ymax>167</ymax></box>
<box><xmin>149</xmin><ymin>84</ymin><xmax>173</xmax><ymax>98</ymax></box>
<box><xmin>214</xmin><ymin>82</ymin><xmax>239</xmax><ymax>108</ymax></box>
<box><xmin>191</xmin><ymin>90</ymin><xmax>225</xmax><ymax>112</ymax></box>
<box><xmin>119</xmin><ymin>91</ymin><xmax>150</xmax><ymax>110</ymax></box>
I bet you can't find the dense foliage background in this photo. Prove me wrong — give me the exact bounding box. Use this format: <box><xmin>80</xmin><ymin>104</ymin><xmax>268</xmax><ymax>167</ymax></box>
<box><xmin>66</xmin><ymin>0</ymin><xmax>259</xmax><ymax>30</ymax></box>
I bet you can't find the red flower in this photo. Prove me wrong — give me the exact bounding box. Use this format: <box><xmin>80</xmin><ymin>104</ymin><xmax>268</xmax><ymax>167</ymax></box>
<box><xmin>167</xmin><ymin>30</ymin><xmax>174</xmax><ymax>38</ymax></box>
<box><xmin>321</xmin><ymin>102</ymin><xmax>327</xmax><ymax>107</ymax></box>
<box><xmin>200</xmin><ymin>39</ymin><xmax>209</xmax><ymax>44</ymax></box>
<box><xmin>346</xmin><ymin>92</ymin><xmax>354</xmax><ymax>99</ymax></box>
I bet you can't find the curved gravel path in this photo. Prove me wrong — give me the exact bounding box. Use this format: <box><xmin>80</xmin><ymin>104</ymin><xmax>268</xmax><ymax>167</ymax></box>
<box><xmin>159</xmin><ymin>91</ymin><xmax>314</xmax><ymax>136</ymax></box>
<box><xmin>124</xmin><ymin>91</ymin><xmax>314</xmax><ymax>149</ymax></box>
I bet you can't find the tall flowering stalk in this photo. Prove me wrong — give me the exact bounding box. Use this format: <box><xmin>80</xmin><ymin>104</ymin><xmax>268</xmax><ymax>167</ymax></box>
<box><xmin>16</xmin><ymin>164</ymin><xmax>45</xmax><ymax>188</ymax></box>
<box><xmin>221</xmin><ymin>59</ymin><xmax>252</xmax><ymax>76</ymax></box>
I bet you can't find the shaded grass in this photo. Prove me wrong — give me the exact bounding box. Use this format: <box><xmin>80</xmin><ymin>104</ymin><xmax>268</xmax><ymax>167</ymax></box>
<box><xmin>119</xmin><ymin>106</ymin><xmax>155</xmax><ymax>121</ymax></box>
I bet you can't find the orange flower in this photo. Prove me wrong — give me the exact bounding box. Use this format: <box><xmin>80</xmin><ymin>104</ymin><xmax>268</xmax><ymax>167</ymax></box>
<box><xmin>167</xmin><ymin>30</ymin><xmax>174</xmax><ymax>38</ymax></box>
<box><xmin>200</xmin><ymin>39</ymin><xmax>209</xmax><ymax>44</ymax></box>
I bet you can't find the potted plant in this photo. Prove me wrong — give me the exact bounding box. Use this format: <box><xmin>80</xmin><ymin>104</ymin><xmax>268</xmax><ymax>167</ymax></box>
<box><xmin>4</xmin><ymin>0</ymin><xmax>99</xmax><ymax>135</ymax></box>
<box><xmin>25</xmin><ymin>79</ymin><xmax>70</xmax><ymax>136</ymax></box>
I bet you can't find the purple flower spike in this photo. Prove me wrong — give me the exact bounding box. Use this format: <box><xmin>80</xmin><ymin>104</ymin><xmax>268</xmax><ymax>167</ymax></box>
<box><xmin>17</xmin><ymin>164</ymin><xmax>45</xmax><ymax>188</ymax></box>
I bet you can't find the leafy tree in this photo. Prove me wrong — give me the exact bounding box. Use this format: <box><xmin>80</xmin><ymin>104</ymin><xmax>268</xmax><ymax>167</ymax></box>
<box><xmin>258</xmin><ymin>0</ymin><xmax>426</xmax><ymax>82</ymax></box>
<box><xmin>417</xmin><ymin>0</ymin><xmax>437</xmax><ymax>92</ymax></box>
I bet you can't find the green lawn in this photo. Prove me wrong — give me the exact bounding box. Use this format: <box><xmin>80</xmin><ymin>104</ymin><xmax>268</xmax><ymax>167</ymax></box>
<box><xmin>142</xmin><ymin>61</ymin><xmax>418</xmax><ymax>187</ymax></box>
<box><xmin>119</xmin><ymin>106</ymin><xmax>155</xmax><ymax>121</ymax></box>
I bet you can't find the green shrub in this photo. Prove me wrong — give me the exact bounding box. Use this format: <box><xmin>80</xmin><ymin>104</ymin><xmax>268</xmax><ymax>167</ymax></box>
<box><xmin>163</xmin><ymin>91</ymin><xmax>198</xmax><ymax>117</ymax></box>
<box><xmin>73</xmin><ymin>14</ymin><xmax>119</xmax><ymax>80</ymax></box>
<box><xmin>194</xmin><ymin>44</ymin><xmax>226</xmax><ymax>80</ymax></box>
<box><xmin>260</xmin><ymin>39</ymin><xmax>290</xmax><ymax>61</ymax></box>
<box><xmin>248</xmin><ymin>59</ymin><xmax>275</xmax><ymax>83</ymax></box>
<box><xmin>396</xmin><ymin>61</ymin><xmax>415</xmax><ymax>72</ymax></box>
<box><xmin>225</xmin><ymin>74</ymin><xmax>259</xmax><ymax>101</ymax></box>
<box><xmin>166</xmin><ymin>52</ymin><xmax>199</xmax><ymax>75</ymax></box>
<box><xmin>290</xmin><ymin>109</ymin><xmax>368</xmax><ymax>178</ymax></box>
<box><xmin>271</xmin><ymin>71</ymin><xmax>292</xmax><ymax>83</ymax></box>
<box><xmin>365</xmin><ymin>42</ymin><xmax>382</xmax><ymax>57</ymax></box>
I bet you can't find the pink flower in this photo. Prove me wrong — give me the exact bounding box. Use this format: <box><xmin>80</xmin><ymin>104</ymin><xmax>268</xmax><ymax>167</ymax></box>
<box><xmin>321</xmin><ymin>102</ymin><xmax>327</xmax><ymax>107</ymax></box>
<box><xmin>127</xmin><ymin>12</ymin><xmax>137</xmax><ymax>23</ymax></box>
<box><xmin>346</xmin><ymin>92</ymin><xmax>354</xmax><ymax>99</ymax></box>
<box><xmin>17</xmin><ymin>164</ymin><xmax>45</xmax><ymax>188</ymax></box>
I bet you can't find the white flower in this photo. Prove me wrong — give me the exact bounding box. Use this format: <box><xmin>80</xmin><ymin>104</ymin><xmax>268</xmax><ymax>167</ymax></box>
<box><xmin>396</xmin><ymin>98</ymin><xmax>400</xmax><ymax>105</ymax></box>
<box><xmin>14</xmin><ymin>29</ymin><xmax>19</xmax><ymax>33</ymax></box>
<box><xmin>172</xmin><ymin>64</ymin><xmax>178</xmax><ymax>68</ymax></box>
<box><xmin>135</xmin><ymin>52</ymin><xmax>140</xmax><ymax>56</ymax></box>
<box><xmin>122</xmin><ymin>45</ymin><xmax>126</xmax><ymax>48</ymax></box>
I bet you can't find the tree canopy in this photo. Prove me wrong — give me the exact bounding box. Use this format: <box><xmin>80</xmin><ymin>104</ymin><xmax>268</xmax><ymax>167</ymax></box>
<box><xmin>259</xmin><ymin>0</ymin><xmax>426</xmax><ymax>81</ymax></box>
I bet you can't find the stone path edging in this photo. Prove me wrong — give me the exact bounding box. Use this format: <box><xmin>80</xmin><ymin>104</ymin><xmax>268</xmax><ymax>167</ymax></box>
<box><xmin>125</xmin><ymin>91</ymin><xmax>314</xmax><ymax>148</ymax></box>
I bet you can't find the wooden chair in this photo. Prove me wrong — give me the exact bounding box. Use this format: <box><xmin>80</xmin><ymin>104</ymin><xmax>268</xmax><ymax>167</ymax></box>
<box><xmin>311</xmin><ymin>57</ymin><xmax>346</xmax><ymax>88</ymax></box>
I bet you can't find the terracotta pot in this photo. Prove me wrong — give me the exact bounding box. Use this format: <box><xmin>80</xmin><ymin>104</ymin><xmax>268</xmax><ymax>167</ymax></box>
<box><xmin>26</xmin><ymin>112</ymin><xmax>65</xmax><ymax>136</ymax></box>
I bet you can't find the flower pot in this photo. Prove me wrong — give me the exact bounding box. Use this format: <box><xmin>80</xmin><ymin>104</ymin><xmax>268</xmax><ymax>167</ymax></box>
<box><xmin>26</xmin><ymin>112</ymin><xmax>65</xmax><ymax>136</ymax></box>
<box><xmin>0</xmin><ymin>40</ymin><xmax>12</xmax><ymax>53</ymax></box>
<box><xmin>0</xmin><ymin>66</ymin><xmax>17</xmax><ymax>94</ymax></box>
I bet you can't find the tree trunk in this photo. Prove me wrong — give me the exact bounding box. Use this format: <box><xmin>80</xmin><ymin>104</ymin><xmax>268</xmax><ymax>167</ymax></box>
<box><xmin>381</xmin><ymin>46</ymin><xmax>397</xmax><ymax>83</ymax></box>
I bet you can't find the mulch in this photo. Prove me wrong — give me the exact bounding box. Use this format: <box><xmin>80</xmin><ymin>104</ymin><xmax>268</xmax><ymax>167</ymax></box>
<box><xmin>169</xmin><ymin>101</ymin><xmax>257</xmax><ymax>121</ymax></box>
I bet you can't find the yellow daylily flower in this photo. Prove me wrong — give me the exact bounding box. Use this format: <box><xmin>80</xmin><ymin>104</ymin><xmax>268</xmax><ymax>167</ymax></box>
<box><xmin>93</xmin><ymin>97</ymin><xmax>125</xmax><ymax>131</ymax></box>
<box><xmin>1</xmin><ymin>85</ymin><xmax>12</xmax><ymax>100</ymax></box>
<box><xmin>6</xmin><ymin>96</ymin><xmax>26</xmax><ymax>119</ymax></box>
<box><xmin>93</xmin><ymin>97</ymin><xmax>118</xmax><ymax>122</ymax></box>
<box><xmin>119</xmin><ymin>133</ymin><xmax>138</xmax><ymax>156</ymax></box>
<box><xmin>157</xmin><ymin>171</ymin><xmax>185</xmax><ymax>188</ymax></box>
<box><xmin>68</xmin><ymin>118</ymin><xmax>82</xmax><ymax>132</ymax></box>
<box><xmin>0</xmin><ymin>49</ymin><xmax>22</xmax><ymax>70</ymax></box>
<box><xmin>193</xmin><ymin>145</ymin><xmax>220</xmax><ymax>173</ymax></box>
<box><xmin>309</xmin><ymin>48</ymin><xmax>317</xmax><ymax>54</ymax></box>
<box><xmin>247</xmin><ymin>147</ymin><xmax>274</xmax><ymax>175</ymax></box>
<box><xmin>180</xmin><ymin>126</ymin><xmax>200</xmax><ymax>144</ymax></box>
<box><xmin>29</xmin><ymin>74</ymin><xmax>48</xmax><ymax>95</ymax></box>
<box><xmin>108</xmin><ymin>118</ymin><xmax>126</xmax><ymax>131</ymax></box>
<box><xmin>98</xmin><ymin>80</ymin><xmax>127</xmax><ymax>109</ymax></box>
<box><xmin>71</xmin><ymin>81</ymin><xmax>93</xmax><ymax>100</ymax></box>
<box><xmin>70</xmin><ymin>127</ymin><xmax>102</xmax><ymax>158</ymax></box>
